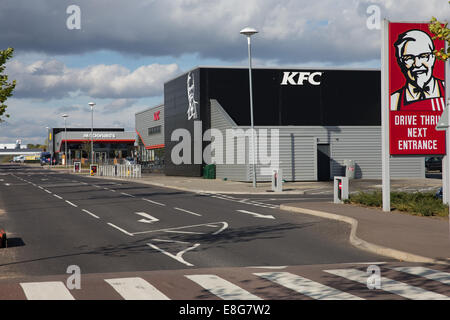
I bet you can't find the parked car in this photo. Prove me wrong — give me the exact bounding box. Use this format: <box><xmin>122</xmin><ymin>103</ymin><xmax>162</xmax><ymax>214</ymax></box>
<box><xmin>425</xmin><ymin>157</ymin><xmax>442</xmax><ymax>172</ymax></box>
<box><xmin>13</xmin><ymin>155</ymin><xmax>25</xmax><ymax>163</ymax></box>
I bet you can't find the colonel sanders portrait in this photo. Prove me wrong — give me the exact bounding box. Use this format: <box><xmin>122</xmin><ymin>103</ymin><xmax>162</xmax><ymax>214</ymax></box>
<box><xmin>391</xmin><ymin>29</ymin><xmax>445</xmax><ymax>111</ymax></box>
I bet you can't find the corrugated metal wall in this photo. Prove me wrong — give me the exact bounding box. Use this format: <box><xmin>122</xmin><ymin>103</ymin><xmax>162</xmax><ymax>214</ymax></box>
<box><xmin>135</xmin><ymin>105</ymin><xmax>165</xmax><ymax>148</ymax></box>
<box><xmin>211</xmin><ymin>99</ymin><xmax>425</xmax><ymax>181</ymax></box>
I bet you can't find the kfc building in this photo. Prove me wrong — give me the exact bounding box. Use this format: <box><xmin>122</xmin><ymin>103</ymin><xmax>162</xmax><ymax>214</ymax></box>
<box><xmin>135</xmin><ymin>104</ymin><xmax>165</xmax><ymax>165</ymax></box>
<box><xmin>135</xmin><ymin>66</ymin><xmax>427</xmax><ymax>181</ymax></box>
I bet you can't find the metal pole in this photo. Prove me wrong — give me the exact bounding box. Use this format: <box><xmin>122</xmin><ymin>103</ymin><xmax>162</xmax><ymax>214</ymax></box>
<box><xmin>247</xmin><ymin>35</ymin><xmax>257</xmax><ymax>188</ymax></box>
<box><xmin>445</xmin><ymin>40</ymin><xmax>450</xmax><ymax>235</ymax></box>
<box><xmin>64</xmin><ymin>118</ymin><xmax>67</xmax><ymax>168</ymax></box>
<box><xmin>91</xmin><ymin>106</ymin><xmax>94</xmax><ymax>164</ymax></box>
<box><xmin>381</xmin><ymin>19</ymin><xmax>390</xmax><ymax>212</ymax></box>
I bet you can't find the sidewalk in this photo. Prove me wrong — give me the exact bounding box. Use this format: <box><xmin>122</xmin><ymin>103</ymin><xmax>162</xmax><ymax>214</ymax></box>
<box><xmin>280</xmin><ymin>201</ymin><xmax>450</xmax><ymax>264</ymax></box>
<box><xmin>84</xmin><ymin>173</ymin><xmax>443</xmax><ymax>195</ymax></box>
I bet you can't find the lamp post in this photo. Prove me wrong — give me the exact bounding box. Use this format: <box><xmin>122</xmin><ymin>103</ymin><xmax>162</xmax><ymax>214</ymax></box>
<box><xmin>89</xmin><ymin>102</ymin><xmax>96</xmax><ymax>164</ymax></box>
<box><xmin>46</xmin><ymin>126</ymin><xmax>51</xmax><ymax>167</ymax></box>
<box><xmin>240</xmin><ymin>27</ymin><xmax>258</xmax><ymax>188</ymax></box>
<box><xmin>61</xmin><ymin>114</ymin><xmax>69</xmax><ymax>167</ymax></box>
<box><xmin>45</xmin><ymin>127</ymin><xmax>49</xmax><ymax>152</ymax></box>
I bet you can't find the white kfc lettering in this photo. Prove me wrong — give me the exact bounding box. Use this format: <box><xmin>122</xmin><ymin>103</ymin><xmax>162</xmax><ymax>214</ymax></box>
<box><xmin>281</xmin><ymin>72</ymin><xmax>323</xmax><ymax>86</ymax></box>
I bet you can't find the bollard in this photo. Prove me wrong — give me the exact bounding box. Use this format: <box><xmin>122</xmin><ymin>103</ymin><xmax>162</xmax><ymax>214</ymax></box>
<box><xmin>334</xmin><ymin>176</ymin><xmax>349</xmax><ymax>204</ymax></box>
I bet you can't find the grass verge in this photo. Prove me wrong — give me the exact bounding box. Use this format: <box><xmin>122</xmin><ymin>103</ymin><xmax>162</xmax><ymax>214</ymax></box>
<box><xmin>345</xmin><ymin>191</ymin><xmax>449</xmax><ymax>217</ymax></box>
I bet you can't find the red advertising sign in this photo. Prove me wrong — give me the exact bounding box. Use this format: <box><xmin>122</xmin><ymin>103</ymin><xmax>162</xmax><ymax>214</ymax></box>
<box><xmin>389</xmin><ymin>22</ymin><xmax>446</xmax><ymax>155</ymax></box>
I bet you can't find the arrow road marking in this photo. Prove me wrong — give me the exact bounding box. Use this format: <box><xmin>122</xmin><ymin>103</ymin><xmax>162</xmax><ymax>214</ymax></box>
<box><xmin>147</xmin><ymin>242</ymin><xmax>200</xmax><ymax>267</ymax></box>
<box><xmin>135</xmin><ymin>212</ymin><xmax>159</xmax><ymax>224</ymax></box>
<box><xmin>236</xmin><ymin>210</ymin><xmax>275</xmax><ymax>220</ymax></box>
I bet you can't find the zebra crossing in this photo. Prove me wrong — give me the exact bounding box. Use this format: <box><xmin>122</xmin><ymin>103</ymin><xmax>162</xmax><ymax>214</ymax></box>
<box><xmin>3</xmin><ymin>264</ymin><xmax>450</xmax><ymax>300</ymax></box>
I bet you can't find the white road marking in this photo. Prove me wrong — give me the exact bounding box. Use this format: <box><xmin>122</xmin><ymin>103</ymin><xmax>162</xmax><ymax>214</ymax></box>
<box><xmin>212</xmin><ymin>222</ymin><xmax>228</xmax><ymax>235</ymax></box>
<box><xmin>325</xmin><ymin>269</ymin><xmax>450</xmax><ymax>300</ymax></box>
<box><xmin>165</xmin><ymin>230</ymin><xmax>204</xmax><ymax>234</ymax></box>
<box><xmin>4</xmin><ymin>183</ymin><xmax>10</xmax><ymax>186</ymax></box>
<box><xmin>135</xmin><ymin>212</ymin><xmax>159</xmax><ymax>224</ymax></box>
<box><xmin>152</xmin><ymin>239</ymin><xmax>191</xmax><ymax>245</ymax></box>
<box><xmin>38</xmin><ymin>186</ymin><xmax>43</xmax><ymax>189</ymax></box>
<box><xmin>185</xmin><ymin>275</ymin><xmax>261</xmax><ymax>300</ymax></box>
<box><xmin>174</xmin><ymin>207</ymin><xmax>202</xmax><ymax>217</ymax></box>
<box><xmin>105</xmin><ymin>277</ymin><xmax>169</xmax><ymax>300</ymax></box>
<box><xmin>392</xmin><ymin>267</ymin><xmax>450</xmax><ymax>285</ymax></box>
<box><xmin>82</xmin><ymin>209</ymin><xmax>100</xmax><ymax>219</ymax></box>
<box><xmin>236</xmin><ymin>210</ymin><xmax>275</xmax><ymax>220</ymax></box>
<box><xmin>247</xmin><ymin>266</ymin><xmax>287</xmax><ymax>269</ymax></box>
<box><xmin>53</xmin><ymin>194</ymin><xmax>63</xmax><ymax>200</ymax></box>
<box><xmin>147</xmin><ymin>242</ymin><xmax>199</xmax><ymax>267</ymax></box>
<box><xmin>255</xmin><ymin>272</ymin><xmax>363</xmax><ymax>300</ymax></box>
<box><xmin>133</xmin><ymin>221</ymin><xmax>228</xmax><ymax>236</ymax></box>
<box><xmin>107</xmin><ymin>223</ymin><xmax>134</xmax><ymax>236</ymax></box>
<box><xmin>20</xmin><ymin>282</ymin><xmax>75</xmax><ymax>300</ymax></box>
<box><xmin>65</xmin><ymin>200</ymin><xmax>78</xmax><ymax>208</ymax></box>
<box><xmin>44</xmin><ymin>189</ymin><xmax>52</xmax><ymax>194</ymax></box>
<box><xmin>142</xmin><ymin>198</ymin><xmax>165</xmax><ymax>206</ymax></box>
<box><xmin>121</xmin><ymin>192</ymin><xmax>135</xmax><ymax>198</ymax></box>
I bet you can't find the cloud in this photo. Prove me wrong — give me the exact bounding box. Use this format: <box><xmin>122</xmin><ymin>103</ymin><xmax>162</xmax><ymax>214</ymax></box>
<box><xmin>0</xmin><ymin>0</ymin><xmax>448</xmax><ymax>65</ymax></box>
<box><xmin>6</xmin><ymin>59</ymin><xmax>180</xmax><ymax>100</ymax></box>
<box><xmin>101</xmin><ymin>98</ymin><xmax>137</xmax><ymax>113</ymax></box>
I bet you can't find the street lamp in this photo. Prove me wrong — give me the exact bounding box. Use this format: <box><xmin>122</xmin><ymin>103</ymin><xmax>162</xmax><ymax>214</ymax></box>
<box><xmin>46</xmin><ymin>126</ymin><xmax>51</xmax><ymax>167</ymax></box>
<box><xmin>88</xmin><ymin>102</ymin><xmax>96</xmax><ymax>164</ymax></box>
<box><xmin>61</xmin><ymin>114</ymin><xmax>69</xmax><ymax>167</ymax></box>
<box><xmin>240</xmin><ymin>27</ymin><xmax>258</xmax><ymax>188</ymax></box>
<box><xmin>45</xmin><ymin>127</ymin><xmax>49</xmax><ymax>152</ymax></box>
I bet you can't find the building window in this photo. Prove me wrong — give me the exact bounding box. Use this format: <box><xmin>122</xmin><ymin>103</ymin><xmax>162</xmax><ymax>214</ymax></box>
<box><xmin>148</xmin><ymin>126</ymin><xmax>161</xmax><ymax>135</ymax></box>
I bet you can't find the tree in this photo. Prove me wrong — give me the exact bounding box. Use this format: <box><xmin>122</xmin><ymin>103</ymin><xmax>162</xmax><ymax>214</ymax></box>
<box><xmin>0</xmin><ymin>48</ymin><xmax>16</xmax><ymax>121</ymax></box>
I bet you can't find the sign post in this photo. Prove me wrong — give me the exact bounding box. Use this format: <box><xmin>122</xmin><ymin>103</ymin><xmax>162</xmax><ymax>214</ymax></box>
<box><xmin>73</xmin><ymin>161</ymin><xmax>81</xmax><ymax>173</ymax></box>
<box><xmin>382</xmin><ymin>19</ymin><xmax>391</xmax><ymax>212</ymax></box>
<box><xmin>385</xmin><ymin>21</ymin><xmax>447</xmax><ymax>212</ymax></box>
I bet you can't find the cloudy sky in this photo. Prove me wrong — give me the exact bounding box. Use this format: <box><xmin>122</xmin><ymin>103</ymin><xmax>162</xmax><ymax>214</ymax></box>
<box><xmin>0</xmin><ymin>0</ymin><xmax>448</xmax><ymax>144</ymax></box>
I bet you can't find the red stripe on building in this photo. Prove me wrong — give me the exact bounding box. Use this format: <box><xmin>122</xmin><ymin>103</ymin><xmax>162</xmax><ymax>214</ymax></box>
<box><xmin>135</xmin><ymin>130</ymin><xmax>164</xmax><ymax>150</ymax></box>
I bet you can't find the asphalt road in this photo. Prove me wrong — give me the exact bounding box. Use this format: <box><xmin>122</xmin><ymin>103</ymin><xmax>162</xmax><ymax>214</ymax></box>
<box><xmin>0</xmin><ymin>164</ymin><xmax>385</xmax><ymax>279</ymax></box>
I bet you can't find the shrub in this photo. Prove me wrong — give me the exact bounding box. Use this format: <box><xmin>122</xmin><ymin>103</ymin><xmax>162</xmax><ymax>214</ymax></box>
<box><xmin>346</xmin><ymin>191</ymin><xmax>448</xmax><ymax>217</ymax></box>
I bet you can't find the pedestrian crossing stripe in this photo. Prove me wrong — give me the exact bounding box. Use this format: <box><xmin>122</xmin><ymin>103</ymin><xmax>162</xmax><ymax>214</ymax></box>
<box><xmin>14</xmin><ymin>266</ymin><xmax>450</xmax><ymax>300</ymax></box>
<box><xmin>255</xmin><ymin>272</ymin><xmax>363</xmax><ymax>300</ymax></box>
<box><xmin>105</xmin><ymin>277</ymin><xmax>170</xmax><ymax>300</ymax></box>
<box><xmin>20</xmin><ymin>281</ymin><xmax>75</xmax><ymax>300</ymax></box>
<box><xmin>185</xmin><ymin>274</ymin><xmax>262</xmax><ymax>300</ymax></box>
<box><xmin>392</xmin><ymin>266</ymin><xmax>450</xmax><ymax>285</ymax></box>
<box><xmin>324</xmin><ymin>268</ymin><xmax>450</xmax><ymax>300</ymax></box>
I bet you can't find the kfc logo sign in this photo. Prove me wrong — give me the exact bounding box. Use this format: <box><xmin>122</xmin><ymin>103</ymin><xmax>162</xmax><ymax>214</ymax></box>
<box><xmin>281</xmin><ymin>71</ymin><xmax>323</xmax><ymax>86</ymax></box>
<box><xmin>154</xmin><ymin>111</ymin><xmax>161</xmax><ymax>121</ymax></box>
